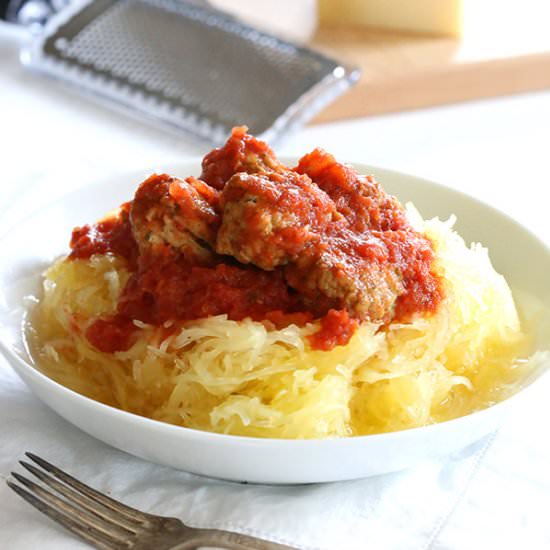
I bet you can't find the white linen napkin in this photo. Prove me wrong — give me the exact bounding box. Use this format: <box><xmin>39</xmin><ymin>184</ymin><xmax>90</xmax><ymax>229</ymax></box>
<box><xmin>0</xmin><ymin>352</ymin><xmax>523</xmax><ymax>550</ymax></box>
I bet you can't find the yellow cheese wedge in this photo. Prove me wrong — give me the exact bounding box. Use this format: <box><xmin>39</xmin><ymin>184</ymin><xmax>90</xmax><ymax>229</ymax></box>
<box><xmin>319</xmin><ymin>0</ymin><xmax>550</xmax><ymax>42</ymax></box>
<box><xmin>319</xmin><ymin>0</ymin><xmax>460</xmax><ymax>35</ymax></box>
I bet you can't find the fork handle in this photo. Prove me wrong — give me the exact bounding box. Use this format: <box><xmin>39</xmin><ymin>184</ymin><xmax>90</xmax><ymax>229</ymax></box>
<box><xmin>173</xmin><ymin>527</ymin><xmax>301</xmax><ymax>550</ymax></box>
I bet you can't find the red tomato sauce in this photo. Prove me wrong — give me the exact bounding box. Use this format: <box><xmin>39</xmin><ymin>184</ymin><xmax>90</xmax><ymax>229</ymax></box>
<box><xmin>69</xmin><ymin>202</ymin><xmax>138</xmax><ymax>269</ymax></box>
<box><xmin>118</xmin><ymin>262</ymin><xmax>301</xmax><ymax>326</ymax></box>
<box><xmin>308</xmin><ymin>310</ymin><xmax>359</xmax><ymax>351</ymax></box>
<box><xmin>69</xmin><ymin>130</ymin><xmax>442</xmax><ymax>354</ymax></box>
<box><xmin>85</xmin><ymin>314</ymin><xmax>137</xmax><ymax>354</ymax></box>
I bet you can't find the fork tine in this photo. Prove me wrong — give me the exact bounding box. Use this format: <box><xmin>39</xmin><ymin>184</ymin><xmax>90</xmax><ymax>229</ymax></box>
<box><xmin>20</xmin><ymin>461</ymin><xmax>140</xmax><ymax>532</ymax></box>
<box><xmin>6</xmin><ymin>480</ymin><xmax>126</xmax><ymax>550</ymax></box>
<box><xmin>10</xmin><ymin>472</ymin><xmax>134</xmax><ymax>545</ymax></box>
<box><xmin>25</xmin><ymin>452</ymin><xmax>153</xmax><ymax>524</ymax></box>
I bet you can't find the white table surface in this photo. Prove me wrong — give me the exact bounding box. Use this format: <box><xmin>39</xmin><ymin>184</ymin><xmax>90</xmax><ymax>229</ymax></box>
<box><xmin>1</xmin><ymin>22</ymin><xmax>550</xmax><ymax>550</ymax></box>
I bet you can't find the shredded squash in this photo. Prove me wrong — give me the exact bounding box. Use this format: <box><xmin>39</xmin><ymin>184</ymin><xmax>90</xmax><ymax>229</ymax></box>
<box><xmin>29</xmin><ymin>207</ymin><xmax>544</xmax><ymax>438</ymax></box>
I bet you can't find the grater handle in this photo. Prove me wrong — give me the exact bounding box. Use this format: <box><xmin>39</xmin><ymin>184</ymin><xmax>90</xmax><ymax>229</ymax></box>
<box><xmin>0</xmin><ymin>0</ymin><xmax>68</xmax><ymax>27</ymax></box>
<box><xmin>1</xmin><ymin>0</ymin><xmax>214</xmax><ymax>27</ymax></box>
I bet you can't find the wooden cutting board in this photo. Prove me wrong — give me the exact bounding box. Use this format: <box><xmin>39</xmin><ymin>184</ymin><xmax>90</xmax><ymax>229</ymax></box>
<box><xmin>311</xmin><ymin>26</ymin><xmax>550</xmax><ymax>122</ymax></box>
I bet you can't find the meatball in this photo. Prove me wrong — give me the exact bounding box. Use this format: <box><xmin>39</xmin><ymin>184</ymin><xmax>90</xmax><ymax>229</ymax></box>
<box><xmin>285</xmin><ymin>238</ymin><xmax>404</xmax><ymax>322</ymax></box>
<box><xmin>215</xmin><ymin>168</ymin><xmax>402</xmax><ymax>321</ymax></box>
<box><xmin>216</xmin><ymin>170</ymin><xmax>340</xmax><ymax>270</ymax></box>
<box><xmin>131</xmin><ymin>173</ymin><xmax>220</xmax><ymax>265</ymax></box>
<box><xmin>200</xmin><ymin>126</ymin><xmax>287</xmax><ymax>190</ymax></box>
<box><xmin>295</xmin><ymin>148</ymin><xmax>408</xmax><ymax>233</ymax></box>
<box><xmin>216</xmin><ymin>167</ymin><xmax>402</xmax><ymax>321</ymax></box>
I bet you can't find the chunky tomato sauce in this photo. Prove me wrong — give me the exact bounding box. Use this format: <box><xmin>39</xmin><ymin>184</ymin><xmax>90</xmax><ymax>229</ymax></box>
<box><xmin>69</xmin><ymin>202</ymin><xmax>138</xmax><ymax>269</ymax></box>
<box><xmin>85</xmin><ymin>314</ymin><xmax>137</xmax><ymax>354</ymax></box>
<box><xmin>118</xmin><ymin>262</ymin><xmax>301</xmax><ymax>325</ymax></box>
<box><xmin>308</xmin><ymin>309</ymin><xmax>359</xmax><ymax>351</ymax></box>
<box><xmin>69</xmin><ymin>128</ymin><xmax>442</xmax><ymax>353</ymax></box>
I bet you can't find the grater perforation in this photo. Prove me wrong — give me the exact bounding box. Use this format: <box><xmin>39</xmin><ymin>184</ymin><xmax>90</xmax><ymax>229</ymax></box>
<box><xmin>22</xmin><ymin>0</ymin><xmax>359</xmax><ymax>143</ymax></box>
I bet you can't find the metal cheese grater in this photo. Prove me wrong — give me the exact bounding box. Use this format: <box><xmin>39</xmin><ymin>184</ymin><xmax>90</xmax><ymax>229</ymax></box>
<box><xmin>9</xmin><ymin>0</ymin><xmax>359</xmax><ymax>143</ymax></box>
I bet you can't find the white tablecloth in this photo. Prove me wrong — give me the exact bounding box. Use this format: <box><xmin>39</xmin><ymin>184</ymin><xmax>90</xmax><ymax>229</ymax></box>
<box><xmin>1</xmin><ymin>23</ymin><xmax>550</xmax><ymax>549</ymax></box>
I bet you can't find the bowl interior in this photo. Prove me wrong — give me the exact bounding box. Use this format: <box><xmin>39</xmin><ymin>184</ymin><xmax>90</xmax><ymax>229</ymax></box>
<box><xmin>1</xmin><ymin>161</ymin><xmax>549</xmax><ymax>482</ymax></box>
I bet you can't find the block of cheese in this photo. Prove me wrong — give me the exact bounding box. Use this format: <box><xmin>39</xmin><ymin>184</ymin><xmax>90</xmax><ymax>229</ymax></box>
<box><xmin>320</xmin><ymin>0</ymin><xmax>461</xmax><ymax>35</ymax></box>
<box><xmin>319</xmin><ymin>0</ymin><xmax>550</xmax><ymax>42</ymax></box>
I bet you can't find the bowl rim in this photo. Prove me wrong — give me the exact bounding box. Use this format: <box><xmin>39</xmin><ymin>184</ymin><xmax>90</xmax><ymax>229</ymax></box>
<box><xmin>1</xmin><ymin>159</ymin><xmax>549</xmax><ymax>448</ymax></box>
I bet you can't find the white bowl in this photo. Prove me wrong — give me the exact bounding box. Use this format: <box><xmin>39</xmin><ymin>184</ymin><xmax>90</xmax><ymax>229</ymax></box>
<box><xmin>1</xmin><ymin>161</ymin><xmax>549</xmax><ymax>484</ymax></box>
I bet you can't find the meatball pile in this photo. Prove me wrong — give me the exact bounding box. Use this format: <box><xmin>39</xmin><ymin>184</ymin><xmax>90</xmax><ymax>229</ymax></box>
<box><xmin>128</xmin><ymin>126</ymin><xmax>435</xmax><ymax>324</ymax></box>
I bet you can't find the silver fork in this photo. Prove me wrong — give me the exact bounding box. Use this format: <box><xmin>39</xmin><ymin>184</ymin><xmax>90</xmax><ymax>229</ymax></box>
<box><xmin>6</xmin><ymin>452</ymin><xmax>300</xmax><ymax>550</ymax></box>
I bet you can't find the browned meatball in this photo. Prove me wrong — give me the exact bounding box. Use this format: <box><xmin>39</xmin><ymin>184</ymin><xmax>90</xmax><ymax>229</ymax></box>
<box><xmin>200</xmin><ymin>126</ymin><xmax>287</xmax><ymax>190</ymax></box>
<box><xmin>295</xmin><ymin>148</ymin><xmax>408</xmax><ymax>233</ymax></box>
<box><xmin>215</xmin><ymin>170</ymin><xmax>340</xmax><ymax>270</ymax></box>
<box><xmin>291</xmin><ymin>149</ymin><xmax>414</xmax><ymax>319</ymax></box>
<box><xmin>215</xmin><ymin>168</ymin><xmax>402</xmax><ymax>321</ymax></box>
<box><xmin>131</xmin><ymin>173</ymin><xmax>220</xmax><ymax>265</ymax></box>
<box><xmin>285</xmin><ymin>238</ymin><xmax>404</xmax><ymax>321</ymax></box>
